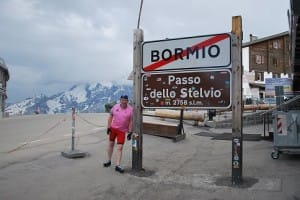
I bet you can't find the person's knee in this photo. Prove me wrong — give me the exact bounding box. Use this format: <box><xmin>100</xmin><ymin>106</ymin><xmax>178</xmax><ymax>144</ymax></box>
<box><xmin>109</xmin><ymin>141</ymin><xmax>115</xmax><ymax>147</ymax></box>
<box><xmin>117</xmin><ymin>144</ymin><xmax>123</xmax><ymax>151</ymax></box>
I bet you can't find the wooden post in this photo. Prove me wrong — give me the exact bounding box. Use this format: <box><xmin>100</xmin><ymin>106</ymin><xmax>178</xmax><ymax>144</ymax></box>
<box><xmin>132</xmin><ymin>29</ymin><xmax>144</xmax><ymax>171</ymax></box>
<box><xmin>231</xmin><ymin>16</ymin><xmax>243</xmax><ymax>185</ymax></box>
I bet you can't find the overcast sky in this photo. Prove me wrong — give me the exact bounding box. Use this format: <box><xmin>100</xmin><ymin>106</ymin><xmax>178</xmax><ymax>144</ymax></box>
<box><xmin>0</xmin><ymin>0</ymin><xmax>290</xmax><ymax>103</ymax></box>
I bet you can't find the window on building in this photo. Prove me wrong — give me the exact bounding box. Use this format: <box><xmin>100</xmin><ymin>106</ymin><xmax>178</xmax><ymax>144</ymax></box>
<box><xmin>273</xmin><ymin>73</ymin><xmax>280</xmax><ymax>78</ymax></box>
<box><xmin>272</xmin><ymin>40</ymin><xmax>282</xmax><ymax>49</ymax></box>
<box><xmin>272</xmin><ymin>57</ymin><xmax>278</xmax><ymax>67</ymax></box>
<box><xmin>255</xmin><ymin>72</ymin><xmax>264</xmax><ymax>81</ymax></box>
<box><xmin>255</xmin><ymin>55</ymin><xmax>265</xmax><ymax>64</ymax></box>
<box><xmin>259</xmin><ymin>92</ymin><xmax>264</xmax><ymax>100</ymax></box>
<box><xmin>273</xmin><ymin>41</ymin><xmax>278</xmax><ymax>49</ymax></box>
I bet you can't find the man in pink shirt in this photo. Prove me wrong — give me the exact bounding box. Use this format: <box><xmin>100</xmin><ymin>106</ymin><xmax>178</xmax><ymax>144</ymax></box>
<box><xmin>103</xmin><ymin>95</ymin><xmax>133</xmax><ymax>173</ymax></box>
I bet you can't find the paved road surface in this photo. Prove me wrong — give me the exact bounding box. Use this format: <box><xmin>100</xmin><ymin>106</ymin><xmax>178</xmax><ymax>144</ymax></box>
<box><xmin>0</xmin><ymin>113</ymin><xmax>299</xmax><ymax>200</ymax></box>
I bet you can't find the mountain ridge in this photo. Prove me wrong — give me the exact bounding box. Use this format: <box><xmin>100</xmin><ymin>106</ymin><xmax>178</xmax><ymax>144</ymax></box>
<box><xmin>5</xmin><ymin>82</ymin><xmax>133</xmax><ymax>115</ymax></box>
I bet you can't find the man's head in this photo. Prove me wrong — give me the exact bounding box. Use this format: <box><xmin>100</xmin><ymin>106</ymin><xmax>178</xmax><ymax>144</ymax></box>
<box><xmin>120</xmin><ymin>95</ymin><xmax>129</xmax><ymax>107</ymax></box>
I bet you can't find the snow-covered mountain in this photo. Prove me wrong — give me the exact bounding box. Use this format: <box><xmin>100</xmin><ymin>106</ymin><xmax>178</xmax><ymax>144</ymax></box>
<box><xmin>5</xmin><ymin>82</ymin><xmax>133</xmax><ymax>115</ymax></box>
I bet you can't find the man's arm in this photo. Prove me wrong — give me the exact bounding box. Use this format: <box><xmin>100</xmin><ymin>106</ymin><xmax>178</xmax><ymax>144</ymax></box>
<box><xmin>128</xmin><ymin>117</ymin><xmax>133</xmax><ymax>133</ymax></box>
<box><xmin>126</xmin><ymin>116</ymin><xmax>133</xmax><ymax>140</ymax></box>
<box><xmin>107</xmin><ymin>111</ymin><xmax>113</xmax><ymax>135</ymax></box>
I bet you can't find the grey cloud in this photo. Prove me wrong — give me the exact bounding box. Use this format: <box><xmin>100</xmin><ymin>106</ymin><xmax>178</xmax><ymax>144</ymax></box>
<box><xmin>0</xmin><ymin>0</ymin><xmax>289</xmax><ymax>102</ymax></box>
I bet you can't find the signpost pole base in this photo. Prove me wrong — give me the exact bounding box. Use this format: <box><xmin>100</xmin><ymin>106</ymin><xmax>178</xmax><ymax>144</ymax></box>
<box><xmin>173</xmin><ymin>108</ymin><xmax>186</xmax><ymax>142</ymax></box>
<box><xmin>61</xmin><ymin>150</ymin><xmax>87</xmax><ymax>159</ymax></box>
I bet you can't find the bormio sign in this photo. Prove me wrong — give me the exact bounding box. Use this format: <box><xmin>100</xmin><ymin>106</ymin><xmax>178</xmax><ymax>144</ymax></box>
<box><xmin>142</xmin><ymin>69</ymin><xmax>231</xmax><ymax>109</ymax></box>
<box><xmin>142</xmin><ymin>33</ymin><xmax>231</xmax><ymax>71</ymax></box>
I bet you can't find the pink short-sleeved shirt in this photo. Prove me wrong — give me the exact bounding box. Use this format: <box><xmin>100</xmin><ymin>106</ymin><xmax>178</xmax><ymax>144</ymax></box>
<box><xmin>110</xmin><ymin>104</ymin><xmax>133</xmax><ymax>132</ymax></box>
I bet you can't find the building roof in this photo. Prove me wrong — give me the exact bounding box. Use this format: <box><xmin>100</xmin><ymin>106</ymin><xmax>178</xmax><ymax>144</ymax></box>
<box><xmin>0</xmin><ymin>57</ymin><xmax>9</xmax><ymax>81</ymax></box>
<box><xmin>242</xmin><ymin>31</ymin><xmax>289</xmax><ymax>48</ymax></box>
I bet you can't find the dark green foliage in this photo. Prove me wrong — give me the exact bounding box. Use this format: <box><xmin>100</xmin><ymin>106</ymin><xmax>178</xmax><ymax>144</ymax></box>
<box><xmin>104</xmin><ymin>101</ymin><xmax>116</xmax><ymax>112</ymax></box>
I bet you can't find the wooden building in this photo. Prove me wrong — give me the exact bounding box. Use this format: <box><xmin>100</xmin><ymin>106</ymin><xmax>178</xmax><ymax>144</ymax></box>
<box><xmin>0</xmin><ymin>58</ymin><xmax>9</xmax><ymax>117</ymax></box>
<box><xmin>243</xmin><ymin>31</ymin><xmax>291</xmax><ymax>82</ymax></box>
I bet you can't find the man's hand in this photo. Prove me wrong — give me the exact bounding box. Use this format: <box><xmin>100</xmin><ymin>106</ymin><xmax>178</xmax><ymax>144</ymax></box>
<box><xmin>127</xmin><ymin>132</ymin><xmax>133</xmax><ymax>140</ymax></box>
<box><xmin>106</xmin><ymin>128</ymin><xmax>111</xmax><ymax>135</ymax></box>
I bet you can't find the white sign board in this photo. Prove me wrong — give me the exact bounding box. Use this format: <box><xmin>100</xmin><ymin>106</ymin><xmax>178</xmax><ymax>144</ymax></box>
<box><xmin>142</xmin><ymin>33</ymin><xmax>231</xmax><ymax>72</ymax></box>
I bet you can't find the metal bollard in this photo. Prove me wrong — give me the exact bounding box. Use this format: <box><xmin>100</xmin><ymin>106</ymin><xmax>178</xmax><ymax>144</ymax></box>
<box><xmin>61</xmin><ymin>108</ymin><xmax>87</xmax><ymax>159</ymax></box>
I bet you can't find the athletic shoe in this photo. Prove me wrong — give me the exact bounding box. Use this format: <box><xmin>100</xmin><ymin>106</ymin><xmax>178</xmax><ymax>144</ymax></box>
<box><xmin>115</xmin><ymin>165</ymin><xmax>124</xmax><ymax>173</ymax></box>
<box><xmin>103</xmin><ymin>161</ymin><xmax>111</xmax><ymax>167</ymax></box>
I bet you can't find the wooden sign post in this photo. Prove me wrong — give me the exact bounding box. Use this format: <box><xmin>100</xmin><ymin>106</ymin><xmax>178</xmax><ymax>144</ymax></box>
<box><xmin>231</xmin><ymin>16</ymin><xmax>243</xmax><ymax>185</ymax></box>
<box><xmin>132</xmin><ymin>29</ymin><xmax>144</xmax><ymax>171</ymax></box>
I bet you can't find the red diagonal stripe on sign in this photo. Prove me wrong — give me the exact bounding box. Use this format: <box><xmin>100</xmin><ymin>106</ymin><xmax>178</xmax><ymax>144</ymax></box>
<box><xmin>144</xmin><ymin>34</ymin><xmax>230</xmax><ymax>71</ymax></box>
